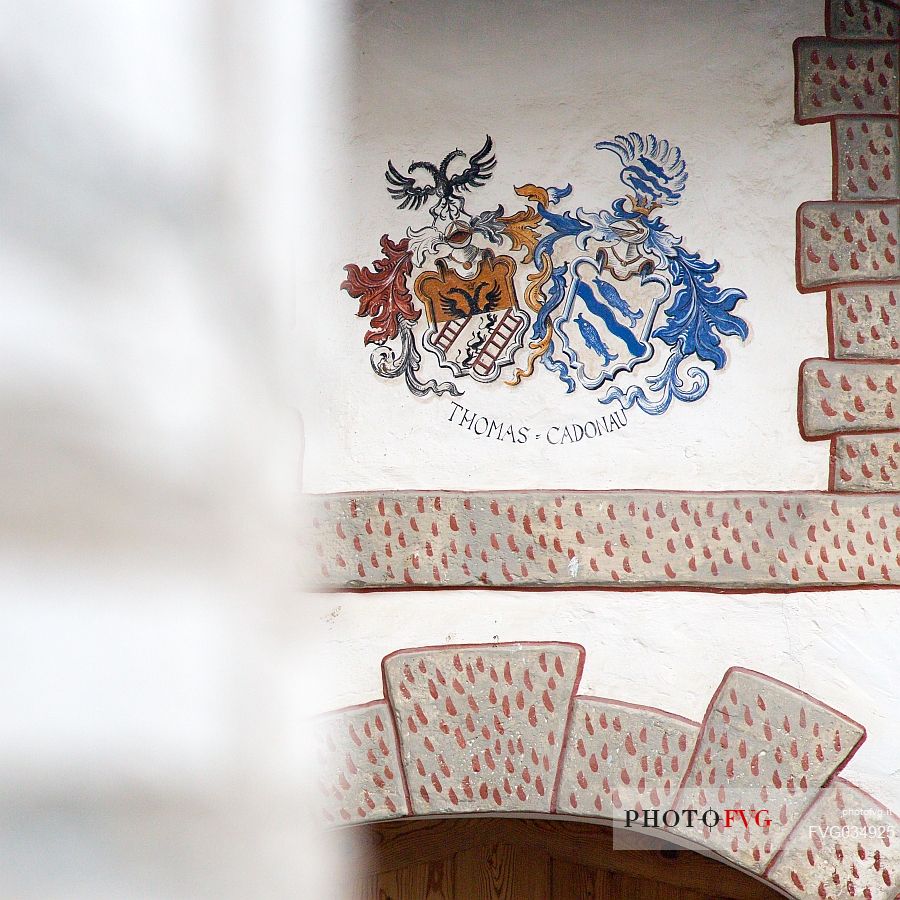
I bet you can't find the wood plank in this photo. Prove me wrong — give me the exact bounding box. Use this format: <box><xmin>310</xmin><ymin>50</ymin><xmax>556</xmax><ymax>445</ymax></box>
<box><xmin>376</xmin><ymin>861</ymin><xmax>452</xmax><ymax>899</ymax></box>
<box><xmin>551</xmin><ymin>858</ymin><xmax>597</xmax><ymax>898</ymax></box>
<box><xmin>609</xmin><ymin>872</ymin><xmax>652</xmax><ymax>900</ymax></box>
<box><xmin>602</xmin><ymin>878</ymin><xmax>719</xmax><ymax>900</ymax></box>
<box><xmin>551</xmin><ymin>859</ymin><xmax>620</xmax><ymax>899</ymax></box>
<box><xmin>604</xmin><ymin>874</ymin><xmax>704</xmax><ymax>900</ymax></box>
<box><xmin>592</xmin><ymin>868</ymin><xmax>612</xmax><ymax>899</ymax></box>
<box><xmin>454</xmin><ymin>842</ymin><xmax>549</xmax><ymax>900</ymax></box>
<box><xmin>351</xmin><ymin>817</ymin><xmax>781</xmax><ymax>900</ymax></box>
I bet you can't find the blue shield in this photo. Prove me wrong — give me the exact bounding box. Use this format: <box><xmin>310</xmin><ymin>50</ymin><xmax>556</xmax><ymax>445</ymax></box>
<box><xmin>555</xmin><ymin>255</ymin><xmax>671</xmax><ymax>389</ymax></box>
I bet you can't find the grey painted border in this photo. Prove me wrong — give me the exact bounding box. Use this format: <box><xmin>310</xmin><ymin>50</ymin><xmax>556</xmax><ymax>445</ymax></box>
<box><xmin>305</xmin><ymin>491</ymin><xmax>900</xmax><ymax>591</ymax></box>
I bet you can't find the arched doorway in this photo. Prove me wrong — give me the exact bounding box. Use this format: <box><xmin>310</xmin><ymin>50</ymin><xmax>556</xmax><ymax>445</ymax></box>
<box><xmin>346</xmin><ymin>817</ymin><xmax>784</xmax><ymax>899</ymax></box>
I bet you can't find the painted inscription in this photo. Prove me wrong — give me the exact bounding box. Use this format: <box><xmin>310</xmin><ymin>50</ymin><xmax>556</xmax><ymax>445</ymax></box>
<box><xmin>341</xmin><ymin>133</ymin><xmax>749</xmax><ymax>416</ymax></box>
<box><xmin>447</xmin><ymin>400</ymin><xmax>629</xmax><ymax>445</ymax></box>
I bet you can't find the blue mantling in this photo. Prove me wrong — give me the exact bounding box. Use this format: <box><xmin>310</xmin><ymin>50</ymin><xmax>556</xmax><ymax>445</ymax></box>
<box><xmin>530</xmin><ymin>193</ymin><xmax>747</xmax><ymax>414</ymax></box>
<box><xmin>654</xmin><ymin>246</ymin><xmax>748</xmax><ymax>370</ymax></box>
<box><xmin>598</xmin><ymin>345</ymin><xmax>708</xmax><ymax>415</ymax></box>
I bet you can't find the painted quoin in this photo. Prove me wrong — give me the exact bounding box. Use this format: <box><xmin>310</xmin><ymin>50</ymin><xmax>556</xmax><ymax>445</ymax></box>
<box><xmin>307</xmin><ymin>2</ymin><xmax>900</xmax><ymax>898</ymax></box>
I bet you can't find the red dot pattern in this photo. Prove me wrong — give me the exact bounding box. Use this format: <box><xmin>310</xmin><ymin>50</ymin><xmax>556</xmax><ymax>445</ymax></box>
<box><xmin>383</xmin><ymin>643</ymin><xmax>583</xmax><ymax>815</ymax></box>
<box><xmin>829</xmin><ymin>0</ymin><xmax>900</xmax><ymax>39</ymax></box>
<box><xmin>307</xmin><ymin>492</ymin><xmax>900</xmax><ymax>589</ymax></box>
<box><xmin>796</xmin><ymin>14</ymin><xmax>899</xmax><ymax>510</ymax></box>
<box><xmin>673</xmin><ymin>668</ymin><xmax>866</xmax><ymax>874</ymax></box>
<box><xmin>768</xmin><ymin>778</ymin><xmax>900</xmax><ymax>900</ymax></box>
<box><xmin>830</xmin><ymin>285</ymin><xmax>900</xmax><ymax>357</ymax></box>
<box><xmin>559</xmin><ymin>698</ymin><xmax>698</xmax><ymax>820</ymax></box>
<box><xmin>835</xmin><ymin>435</ymin><xmax>900</xmax><ymax>490</ymax></box>
<box><xmin>796</xmin><ymin>38</ymin><xmax>899</xmax><ymax>123</ymax></box>
<box><xmin>836</xmin><ymin>119</ymin><xmax>899</xmax><ymax>199</ymax></box>
<box><xmin>801</xmin><ymin>359</ymin><xmax>898</xmax><ymax>437</ymax></box>
<box><xmin>315</xmin><ymin>701</ymin><xmax>409</xmax><ymax>825</ymax></box>
<box><xmin>799</xmin><ymin>202</ymin><xmax>900</xmax><ymax>289</ymax></box>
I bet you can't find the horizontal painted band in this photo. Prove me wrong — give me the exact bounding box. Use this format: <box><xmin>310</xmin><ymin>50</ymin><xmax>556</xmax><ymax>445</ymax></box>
<box><xmin>305</xmin><ymin>491</ymin><xmax>900</xmax><ymax>590</ymax></box>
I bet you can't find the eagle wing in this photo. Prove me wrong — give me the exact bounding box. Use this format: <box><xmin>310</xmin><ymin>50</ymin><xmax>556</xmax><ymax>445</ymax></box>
<box><xmin>480</xmin><ymin>283</ymin><xmax>502</xmax><ymax>313</ymax></box>
<box><xmin>385</xmin><ymin>160</ymin><xmax>435</xmax><ymax>210</ymax></box>
<box><xmin>439</xmin><ymin>292</ymin><xmax>468</xmax><ymax>319</ymax></box>
<box><xmin>448</xmin><ymin>135</ymin><xmax>496</xmax><ymax>193</ymax></box>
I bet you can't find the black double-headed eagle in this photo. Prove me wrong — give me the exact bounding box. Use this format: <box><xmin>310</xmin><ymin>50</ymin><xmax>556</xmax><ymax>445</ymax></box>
<box><xmin>385</xmin><ymin>135</ymin><xmax>496</xmax><ymax>220</ymax></box>
<box><xmin>439</xmin><ymin>282</ymin><xmax>502</xmax><ymax>319</ymax></box>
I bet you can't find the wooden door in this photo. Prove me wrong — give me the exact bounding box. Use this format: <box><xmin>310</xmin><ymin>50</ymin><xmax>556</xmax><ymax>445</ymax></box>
<box><xmin>344</xmin><ymin>818</ymin><xmax>783</xmax><ymax>899</ymax></box>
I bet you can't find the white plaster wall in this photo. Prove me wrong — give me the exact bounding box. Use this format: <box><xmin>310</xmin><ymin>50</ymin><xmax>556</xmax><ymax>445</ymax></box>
<box><xmin>299</xmin><ymin>0</ymin><xmax>833</xmax><ymax>493</ymax></box>
<box><xmin>306</xmin><ymin>588</ymin><xmax>900</xmax><ymax>814</ymax></box>
<box><xmin>300</xmin><ymin>0</ymin><xmax>900</xmax><ymax>834</ymax></box>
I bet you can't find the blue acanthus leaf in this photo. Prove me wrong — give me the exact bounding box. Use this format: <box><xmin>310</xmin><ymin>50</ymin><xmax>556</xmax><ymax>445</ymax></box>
<box><xmin>532</xmin><ymin>204</ymin><xmax>588</xmax><ymax>262</ymax></box>
<box><xmin>531</xmin><ymin>262</ymin><xmax>569</xmax><ymax>344</ymax></box>
<box><xmin>653</xmin><ymin>247</ymin><xmax>748</xmax><ymax>370</ymax></box>
<box><xmin>598</xmin><ymin>346</ymin><xmax>709</xmax><ymax>415</ymax></box>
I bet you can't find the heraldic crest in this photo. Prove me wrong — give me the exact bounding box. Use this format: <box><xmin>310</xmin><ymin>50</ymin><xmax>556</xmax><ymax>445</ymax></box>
<box><xmin>340</xmin><ymin>133</ymin><xmax>749</xmax><ymax>415</ymax></box>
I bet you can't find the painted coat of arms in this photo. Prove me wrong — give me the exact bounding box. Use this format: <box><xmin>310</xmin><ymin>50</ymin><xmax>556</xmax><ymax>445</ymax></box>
<box><xmin>341</xmin><ymin>133</ymin><xmax>748</xmax><ymax>414</ymax></box>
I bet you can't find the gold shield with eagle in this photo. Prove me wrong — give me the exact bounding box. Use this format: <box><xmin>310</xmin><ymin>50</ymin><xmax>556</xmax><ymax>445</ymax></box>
<box><xmin>415</xmin><ymin>250</ymin><xmax>529</xmax><ymax>382</ymax></box>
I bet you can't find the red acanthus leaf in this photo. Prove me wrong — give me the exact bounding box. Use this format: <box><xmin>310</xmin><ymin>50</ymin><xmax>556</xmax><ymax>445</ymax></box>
<box><xmin>341</xmin><ymin>235</ymin><xmax>419</xmax><ymax>344</ymax></box>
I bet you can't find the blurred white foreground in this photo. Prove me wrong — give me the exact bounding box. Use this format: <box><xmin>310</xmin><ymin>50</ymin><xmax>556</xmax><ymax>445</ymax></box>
<box><xmin>0</xmin><ymin>2</ymin><xmax>347</xmax><ymax>896</ymax></box>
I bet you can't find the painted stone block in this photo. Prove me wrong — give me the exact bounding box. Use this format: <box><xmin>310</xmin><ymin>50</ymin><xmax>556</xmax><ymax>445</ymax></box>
<box><xmin>800</xmin><ymin>359</ymin><xmax>898</xmax><ymax>438</ymax></box>
<box><xmin>828</xmin><ymin>0</ymin><xmax>900</xmax><ymax>39</ymax></box>
<box><xmin>829</xmin><ymin>284</ymin><xmax>900</xmax><ymax>357</ymax></box>
<box><xmin>798</xmin><ymin>201</ymin><xmax>900</xmax><ymax>290</ymax></box>
<box><xmin>672</xmin><ymin>668</ymin><xmax>865</xmax><ymax>874</ymax></box>
<box><xmin>557</xmin><ymin>698</ymin><xmax>699</xmax><ymax>822</ymax></box>
<box><xmin>767</xmin><ymin>778</ymin><xmax>900</xmax><ymax>899</ymax></box>
<box><xmin>795</xmin><ymin>39</ymin><xmax>899</xmax><ymax>123</ymax></box>
<box><xmin>314</xmin><ymin>701</ymin><xmax>410</xmax><ymax>825</ymax></box>
<box><xmin>382</xmin><ymin>642</ymin><xmax>584</xmax><ymax>815</ymax></box>
<box><xmin>306</xmin><ymin>491</ymin><xmax>900</xmax><ymax>590</ymax></box>
<box><xmin>834</xmin><ymin>118</ymin><xmax>900</xmax><ymax>200</ymax></box>
<box><xmin>833</xmin><ymin>433</ymin><xmax>900</xmax><ymax>489</ymax></box>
